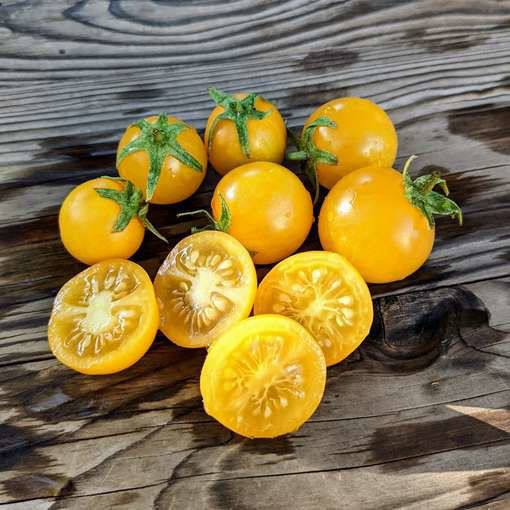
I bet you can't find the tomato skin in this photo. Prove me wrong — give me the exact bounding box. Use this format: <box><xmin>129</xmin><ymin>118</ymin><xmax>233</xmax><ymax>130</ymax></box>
<box><xmin>211</xmin><ymin>162</ymin><xmax>314</xmax><ymax>265</ymax></box>
<box><xmin>59</xmin><ymin>178</ymin><xmax>145</xmax><ymax>265</ymax></box>
<box><xmin>306</xmin><ymin>97</ymin><xmax>397</xmax><ymax>189</ymax></box>
<box><xmin>319</xmin><ymin>165</ymin><xmax>434</xmax><ymax>283</ymax></box>
<box><xmin>48</xmin><ymin>259</ymin><xmax>159</xmax><ymax>375</ymax></box>
<box><xmin>205</xmin><ymin>94</ymin><xmax>286</xmax><ymax>175</ymax></box>
<box><xmin>117</xmin><ymin>115</ymin><xmax>207</xmax><ymax>204</ymax></box>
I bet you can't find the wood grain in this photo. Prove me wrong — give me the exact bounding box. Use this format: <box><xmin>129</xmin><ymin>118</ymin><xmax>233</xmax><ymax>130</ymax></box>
<box><xmin>0</xmin><ymin>0</ymin><xmax>509</xmax><ymax>82</ymax></box>
<box><xmin>1</xmin><ymin>1</ymin><xmax>510</xmax><ymax>509</ymax></box>
<box><xmin>1</xmin><ymin>279</ymin><xmax>510</xmax><ymax>507</ymax></box>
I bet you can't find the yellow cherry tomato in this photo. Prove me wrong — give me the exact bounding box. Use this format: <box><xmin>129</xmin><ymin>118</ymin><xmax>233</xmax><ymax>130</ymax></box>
<box><xmin>254</xmin><ymin>251</ymin><xmax>373</xmax><ymax>366</ymax></box>
<box><xmin>200</xmin><ymin>314</ymin><xmax>326</xmax><ymax>438</ymax></box>
<box><xmin>291</xmin><ymin>97</ymin><xmax>397</xmax><ymax>190</ymax></box>
<box><xmin>154</xmin><ymin>231</ymin><xmax>257</xmax><ymax>348</ymax></box>
<box><xmin>205</xmin><ymin>89</ymin><xmax>286</xmax><ymax>175</ymax></box>
<box><xmin>117</xmin><ymin>114</ymin><xmax>207</xmax><ymax>204</ymax></box>
<box><xmin>59</xmin><ymin>178</ymin><xmax>145</xmax><ymax>265</ymax></box>
<box><xmin>319</xmin><ymin>158</ymin><xmax>462</xmax><ymax>283</ymax></box>
<box><xmin>211</xmin><ymin>162</ymin><xmax>314</xmax><ymax>265</ymax></box>
<box><xmin>48</xmin><ymin>259</ymin><xmax>159</xmax><ymax>375</ymax></box>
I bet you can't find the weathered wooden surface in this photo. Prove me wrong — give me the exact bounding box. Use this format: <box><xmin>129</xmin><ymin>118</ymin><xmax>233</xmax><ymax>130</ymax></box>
<box><xmin>1</xmin><ymin>1</ymin><xmax>510</xmax><ymax>509</ymax></box>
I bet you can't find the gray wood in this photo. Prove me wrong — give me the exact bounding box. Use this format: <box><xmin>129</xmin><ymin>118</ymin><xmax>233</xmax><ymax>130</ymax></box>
<box><xmin>1</xmin><ymin>1</ymin><xmax>510</xmax><ymax>509</ymax></box>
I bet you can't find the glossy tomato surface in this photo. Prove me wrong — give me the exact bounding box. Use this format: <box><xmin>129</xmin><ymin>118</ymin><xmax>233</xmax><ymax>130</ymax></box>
<box><xmin>154</xmin><ymin>231</ymin><xmax>257</xmax><ymax>348</ymax></box>
<box><xmin>319</xmin><ymin>165</ymin><xmax>434</xmax><ymax>283</ymax></box>
<box><xmin>117</xmin><ymin>115</ymin><xmax>207</xmax><ymax>204</ymax></box>
<box><xmin>59</xmin><ymin>178</ymin><xmax>145</xmax><ymax>265</ymax></box>
<box><xmin>205</xmin><ymin>94</ymin><xmax>286</xmax><ymax>175</ymax></box>
<box><xmin>200</xmin><ymin>314</ymin><xmax>326</xmax><ymax>438</ymax></box>
<box><xmin>254</xmin><ymin>251</ymin><xmax>373</xmax><ymax>366</ymax></box>
<box><xmin>48</xmin><ymin>259</ymin><xmax>159</xmax><ymax>375</ymax></box>
<box><xmin>211</xmin><ymin>162</ymin><xmax>314</xmax><ymax>265</ymax></box>
<box><xmin>305</xmin><ymin>97</ymin><xmax>397</xmax><ymax>189</ymax></box>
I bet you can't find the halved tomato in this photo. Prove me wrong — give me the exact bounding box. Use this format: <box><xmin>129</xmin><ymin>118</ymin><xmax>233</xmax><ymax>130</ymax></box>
<box><xmin>154</xmin><ymin>231</ymin><xmax>257</xmax><ymax>348</ymax></box>
<box><xmin>201</xmin><ymin>314</ymin><xmax>326</xmax><ymax>438</ymax></box>
<box><xmin>48</xmin><ymin>259</ymin><xmax>159</xmax><ymax>375</ymax></box>
<box><xmin>254</xmin><ymin>251</ymin><xmax>373</xmax><ymax>366</ymax></box>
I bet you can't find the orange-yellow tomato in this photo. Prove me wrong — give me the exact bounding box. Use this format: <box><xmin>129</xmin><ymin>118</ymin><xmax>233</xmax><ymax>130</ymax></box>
<box><xmin>59</xmin><ymin>178</ymin><xmax>145</xmax><ymax>265</ymax></box>
<box><xmin>205</xmin><ymin>93</ymin><xmax>286</xmax><ymax>175</ymax></box>
<box><xmin>48</xmin><ymin>259</ymin><xmax>159</xmax><ymax>375</ymax></box>
<box><xmin>117</xmin><ymin>115</ymin><xmax>207</xmax><ymax>204</ymax></box>
<box><xmin>303</xmin><ymin>97</ymin><xmax>397</xmax><ymax>189</ymax></box>
<box><xmin>319</xmin><ymin>165</ymin><xmax>434</xmax><ymax>283</ymax></box>
<box><xmin>154</xmin><ymin>231</ymin><xmax>257</xmax><ymax>348</ymax></box>
<box><xmin>200</xmin><ymin>314</ymin><xmax>326</xmax><ymax>438</ymax></box>
<box><xmin>254</xmin><ymin>251</ymin><xmax>373</xmax><ymax>366</ymax></box>
<box><xmin>211</xmin><ymin>162</ymin><xmax>314</xmax><ymax>265</ymax></box>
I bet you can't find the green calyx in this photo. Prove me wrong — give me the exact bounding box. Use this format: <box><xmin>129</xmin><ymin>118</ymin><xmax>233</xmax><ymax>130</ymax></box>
<box><xmin>117</xmin><ymin>113</ymin><xmax>203</xmax><ymax>201</ymax></box>
<box><xmin>95</xmin><ymin>177</ymin><xmax>168</xmax><ymax>243</ymax></box>
<box><xmin>287</xmin><ymin>116</ymin><xmax>338</xmax><ymax>204</ymax></box>
<box><xmin>402</xmin><ymin>155</ymin><xmax>463</xmax><ymax>228</ymax></box>
<box><xmin>208</xmin><ymin>87</ymin><xmax>270</xmax><ymax>158</ymax></box>
<box><xmin>176</xmin><ymin>193</ymin><xmax>231</xmax><ymax>234</ymax></box>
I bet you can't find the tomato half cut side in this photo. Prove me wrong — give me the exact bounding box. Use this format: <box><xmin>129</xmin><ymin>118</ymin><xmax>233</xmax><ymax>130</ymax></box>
<box><xmin>48</xmin><ymin>259</ymin><xmax>159</xmax><ymax>375</ymax></box>
<box><xmin>200</xmin><ymin>315</ymin><xmax>326</xmax><ymax>438</ymax></box>
<box><xmin>154</xmin><ymin>231</ymin><xmax>257</xmax><ymax>348</ymax></box>
<box><xmin>254</xmin><ymin>251</ymin><xmax>373</xmax><ymax>366</ymax></box>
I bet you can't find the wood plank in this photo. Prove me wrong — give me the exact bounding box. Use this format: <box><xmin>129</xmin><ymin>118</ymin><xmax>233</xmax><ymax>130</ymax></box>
<box><xmin>0</xmin><ymin>0</ymin><xmax>509</xmax><ymax>81</ymax></box>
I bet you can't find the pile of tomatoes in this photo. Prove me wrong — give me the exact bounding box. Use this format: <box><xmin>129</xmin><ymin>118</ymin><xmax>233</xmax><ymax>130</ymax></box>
<box><xmin>49</xmin><ymin>89</ymin><xmax>462</xmax><ymax>438</ymax></box>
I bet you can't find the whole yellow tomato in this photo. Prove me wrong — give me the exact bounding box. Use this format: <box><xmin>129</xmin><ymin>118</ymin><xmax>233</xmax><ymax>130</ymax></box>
<box><xmin>204</xmin><ymin>88</ymin><xmax>286</xmax><ymax>175</ymax></box>
<box><xmin>59</xmin><ymin>178</ymin><xmax>167</xmax><ymax>265</ymax></box>
<box><xmin>318</xmin><ymin>157</ymin><xmax>462</xmax><ymax>283</ymax></box>
<box><xmin>117</xmin><ymin>114</ymin><xmax>207</xmax><ymax>204</ymax></box>
<box><xmin>206</xmin><ymin>162</ymin><xmax>313</xmax><ymax>265</ymax></box>
<box><xmin>289</xmin><ymin>97</ymin><xmax>397</xmax><ymax>199</ymax></box>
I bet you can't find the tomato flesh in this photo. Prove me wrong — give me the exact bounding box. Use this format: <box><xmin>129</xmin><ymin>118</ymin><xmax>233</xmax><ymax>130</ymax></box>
<box><xmin>154</xmin><ymin>231</ymin><xmax>257</xmax><ymax>348</ymax></box>
<box><xmin>254</xmin><ymin>251</ymin><xmax>373</xmax><ymax>366</ymax></box>
<box><xmin>48</xmin><ymin>259</ymin><xmax>159</xmax><ymax>375</ymax></box>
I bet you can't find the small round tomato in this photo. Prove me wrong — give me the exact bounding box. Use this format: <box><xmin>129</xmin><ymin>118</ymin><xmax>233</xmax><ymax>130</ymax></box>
<box><xmin>200</xmin><ymin>314</ymin><xmax>326</xmax><ymax>438</ymax></box>
<box><xmin>117</xmin><ymin>114</ymin><xmax>207</xmax><ymax>204</ymax></box>
<box><xmin>154</xmin><ymin>231</ymin><xmax>257</xmax><ymax>348</ymax></box>
<box><xmin>210</xmin><ymin>162</ymin><xmax>314</xmax><ymax>265</ymax></box>
<box><xmin>48</xmin><ymin>259</ymin><xmax>159</xmax><ymax>375</ymax></box>
<box><xmin>59</xmin><ymin>178</ymin><xmax>146</xmax><ymax>265</ymax></box>
<box><xmin>204</xmin><ymin>88</ymin><xmax>286</xmax><ymax>175</ymax></box>
<box><xmin>318</xmin><ymin>158</ymin><xmax>462</xmax><ymax>283</ymax></box>
<box><xmin>254</xmin><ymin>251</ymin><xmax>373</xmax><ymax>366</ymax></box>
<box><xmin>289</xmin><ymin>97</ymin><xmax>397</xmax><ymax>191</ymax></box>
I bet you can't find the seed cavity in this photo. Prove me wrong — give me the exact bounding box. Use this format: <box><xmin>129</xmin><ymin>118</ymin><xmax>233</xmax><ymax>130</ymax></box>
<box><xmin>223</xmin><ymin>335</ymin><xmax>307</xmax><ymax>424</ymax></box>
<box><xmin>62</xmin><ymin>264</ymin><xmax>142</xmax><ymax>357</ymax></box>
<box><xmin>163</xmin><ymin>246</ymin><xmax>241</xmax><ymax>335</ymax></box>
<box><xmin>268</xmin><ymin>266</ymin><xmax>358</xmax><ymax>356</ymax></box>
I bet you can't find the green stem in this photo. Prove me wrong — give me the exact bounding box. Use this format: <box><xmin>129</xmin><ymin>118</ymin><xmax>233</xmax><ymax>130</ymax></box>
<box><xmin>401</xmin><ymin>156</ymin><xmax>463</xmax><ymax>228</ymax></box>
<box><xmin>177</xmin><ymin>193</ymin><xmax>232</xmax><ymax>234</ymax></box>
<box><xmin>286</xmin><ymin>116</ymin><xmax>337</xmax><ymax>204</ymax></box>
<box><xmin>117</xmin><ymin>114</ymin><xmax>203</xmax><ymax>201</ymax></box>
<box><xmin>95</xmin><ymin>177</ymin><xmax>168</xmax><ymax>242</ymax></box>
<box><xmin>207</xmin><ymin>88</ymin><xmax>270</xmax><ymax>158</ymax></box>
